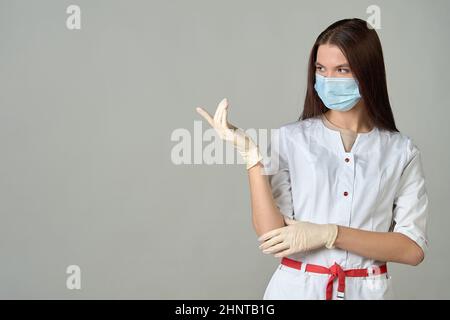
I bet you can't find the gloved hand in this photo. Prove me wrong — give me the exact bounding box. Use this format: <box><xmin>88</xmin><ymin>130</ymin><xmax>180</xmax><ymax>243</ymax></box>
<box><xmin>196</xmin><ymin>98</ymin><xmax>263</xmax><ymax>170</ymax></box>
<box><xmin>258</xmin><ymin>216</ymin><xmax>339</xmax><ymax>257</ymax></box>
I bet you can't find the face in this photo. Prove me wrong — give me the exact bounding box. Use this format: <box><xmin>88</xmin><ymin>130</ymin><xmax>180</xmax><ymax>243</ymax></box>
<box><xmin>315</xmin><ymin>43</ymin><xmax>354</xmax><ymax>78</ymax></box>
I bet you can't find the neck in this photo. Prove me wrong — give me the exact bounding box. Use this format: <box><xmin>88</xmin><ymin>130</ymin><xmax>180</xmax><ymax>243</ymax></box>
<box><xmin>323</xmin><ymin>100</ymin><xmax>373</xmax><ymax>133</ymax></box>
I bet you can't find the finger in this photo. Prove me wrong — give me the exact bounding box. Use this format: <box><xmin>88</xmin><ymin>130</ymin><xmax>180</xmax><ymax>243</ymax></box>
<box><xmin>262</xmin><ymin>242</ymin><xmax>290</xmax><ymax>255</ymax></box>
<box><xmin>221</xmin><ymin>105</ymin><xmax>229</xmax><ymax>128</ymax></box>
<box><xmin>196</xmin><ymin>107</ymin><xmax>215</xmax><ymax>128</ymax></box>
<box><xmin>219</xmin><ymin>98</ymin><xmax>229</xmax><ymax>126</ymax></box>
<box><xmin>274</xmin><ymin>248</ymin><xmax>292</xmax><ymax>258</ymax></box>
<box><xmin>257</xmin><ymin>228</ymin><xmax>282</xmax><ymax>242</ymax></box>
<box><xmin>259</xmin><ymin>234</ymin><xmax>284</xmax><ymax>251</ymax></box>
<box><xmin>214</xmin><ymin>98</ymin><xmax>227</xmax><ymax>123</ymax></box>
<box><xmin>216</xmin><ymin>105</ymin><xmax>225</xmax><ymax>128</ymax></box>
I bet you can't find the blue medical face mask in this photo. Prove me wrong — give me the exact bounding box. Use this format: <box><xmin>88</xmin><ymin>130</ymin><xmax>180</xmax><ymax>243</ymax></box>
<box><xmin>314</xmin><ymin>73</ymin><xmax>362</xmax><ymax>112</ymax></box>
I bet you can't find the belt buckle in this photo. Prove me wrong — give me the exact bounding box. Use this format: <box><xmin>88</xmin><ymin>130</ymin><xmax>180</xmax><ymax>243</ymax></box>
<box><xmin>336</xmin><ymin>291</ymin><xmax>345</xmax><ymax>300</ymax></box>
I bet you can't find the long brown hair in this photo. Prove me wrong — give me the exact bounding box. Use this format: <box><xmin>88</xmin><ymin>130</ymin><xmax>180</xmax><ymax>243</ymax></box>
<box><xmin>299</xmin><ymin>18</ymin><xmax>399</xmax><ymax>132</ymax></box>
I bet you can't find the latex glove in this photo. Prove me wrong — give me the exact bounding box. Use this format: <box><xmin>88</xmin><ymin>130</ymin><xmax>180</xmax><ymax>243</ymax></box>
<box><xmin>257</xmin><ymin>216</ymin><xmax>339</xmax><ymax>257</ymax></box>
<box><xmin>196</xmin><ymin>98</ymin><xmax>262</xmax><ymax>170</ymax></box>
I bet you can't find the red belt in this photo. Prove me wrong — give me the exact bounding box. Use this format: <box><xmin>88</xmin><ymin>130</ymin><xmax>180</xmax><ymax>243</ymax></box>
<box><xmin>280</xmin><ymin>257</ymin><xmax>387</xmax><ymax>300</ymax></box>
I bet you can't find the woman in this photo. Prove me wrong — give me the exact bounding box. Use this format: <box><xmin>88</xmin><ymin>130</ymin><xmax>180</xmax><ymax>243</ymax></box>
<box><xmin>196</xmin><ymin>18</ymin><xmax>429</xmax><ymax>300</ymax></box>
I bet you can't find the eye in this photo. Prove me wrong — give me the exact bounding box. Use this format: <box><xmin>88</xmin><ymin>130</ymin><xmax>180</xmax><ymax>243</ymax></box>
<box><xmin>316</xmin><ymin>66</ymin><xmax>325</xmax><ymax>72</ymax></box>
<box><xmin>338</xmin><ymin>68</ymin><xmax>350</xmax><ymax>74</ymax></box>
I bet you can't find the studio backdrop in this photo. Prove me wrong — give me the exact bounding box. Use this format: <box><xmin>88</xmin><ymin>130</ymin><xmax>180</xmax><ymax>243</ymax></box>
<box><xmin>0</xmin><ymin>0</ymin><xmax>449</xmax><ymax>299</ymax></box>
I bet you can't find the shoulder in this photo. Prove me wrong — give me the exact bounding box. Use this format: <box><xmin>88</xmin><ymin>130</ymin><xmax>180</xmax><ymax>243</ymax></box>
<box><xmin>377</xmin><ymin>128</ymin><xmax>421</xmax><ymax>164</ymax></box>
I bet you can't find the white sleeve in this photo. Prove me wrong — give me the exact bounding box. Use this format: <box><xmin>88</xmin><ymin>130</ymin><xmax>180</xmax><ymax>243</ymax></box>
<box><xmin>392</xmin><ymin>137</ymin><xmax>429</xmax><ymax>255</ymax></box>
<box><xmin>262</xmin><ymin>127</ymin><xmax>294</xmax><ymax>218</ymax></box>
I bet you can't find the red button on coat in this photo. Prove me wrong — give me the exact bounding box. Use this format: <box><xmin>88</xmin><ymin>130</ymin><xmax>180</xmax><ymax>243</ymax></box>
<box><xmin>345</xmin><ymin>158</ymin><xmax>350</xmax><ymax>162</ymax></box>
<box><xmin>343</xmin><ymin>191</ymin><xmax>349</xmax><ymax>196</ymax></box>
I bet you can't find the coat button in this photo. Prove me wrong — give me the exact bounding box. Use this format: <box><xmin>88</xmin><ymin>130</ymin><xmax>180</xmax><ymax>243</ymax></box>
<box><xmin>345</xmin><ymin>158</ymin><xmax>350</xmax><ymax>162</ymax></box>
<box><xmin>343</xmin><ymin>191</ymin><xmax>349</xmax><ymax>196</ymax></box>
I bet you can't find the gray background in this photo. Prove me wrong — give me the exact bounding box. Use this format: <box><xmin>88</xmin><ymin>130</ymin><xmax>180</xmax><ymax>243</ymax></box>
<box><xmin>0</xmin><ymin>0</ymin><xmax>449</xmax><ymax>299</ymax></box>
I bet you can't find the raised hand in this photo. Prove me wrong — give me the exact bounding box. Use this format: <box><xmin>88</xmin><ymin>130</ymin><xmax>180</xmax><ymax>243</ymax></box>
<box><xmin>196</xmin><ymin>98</ymin><xmax>262</xmax><ymax>170</ymax></box>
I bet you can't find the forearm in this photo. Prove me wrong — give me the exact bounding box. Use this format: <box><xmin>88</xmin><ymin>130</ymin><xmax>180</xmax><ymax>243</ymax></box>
<box><xmin>247</xmin><ymin>162</ymin><xmax>284</xmax><ymax>237</ymax></box>
<box><xmin>334</xmin><ymin>226</ymin><xmax>424</xmax><ymax>266</ymax></box>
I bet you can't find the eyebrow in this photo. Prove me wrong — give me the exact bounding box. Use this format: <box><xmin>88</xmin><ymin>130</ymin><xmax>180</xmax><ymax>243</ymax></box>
<box><xmin>315</xmin><ymin>62</ymin><xmax>350</xmax><ymax>68</ymax></box>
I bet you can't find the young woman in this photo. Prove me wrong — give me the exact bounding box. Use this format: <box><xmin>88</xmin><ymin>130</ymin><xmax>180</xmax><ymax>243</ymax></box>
<box><xmin>196</xmin><ymin>18</ymin><xmax>429</xmax><ymax>300</ymax></box>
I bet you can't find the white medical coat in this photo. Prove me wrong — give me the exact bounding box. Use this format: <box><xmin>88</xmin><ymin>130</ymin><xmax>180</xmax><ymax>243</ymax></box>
<box><xmin>262</xmin><ymin>115</ymin><xmax>429</xmax><ymax>300</ymax></box>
